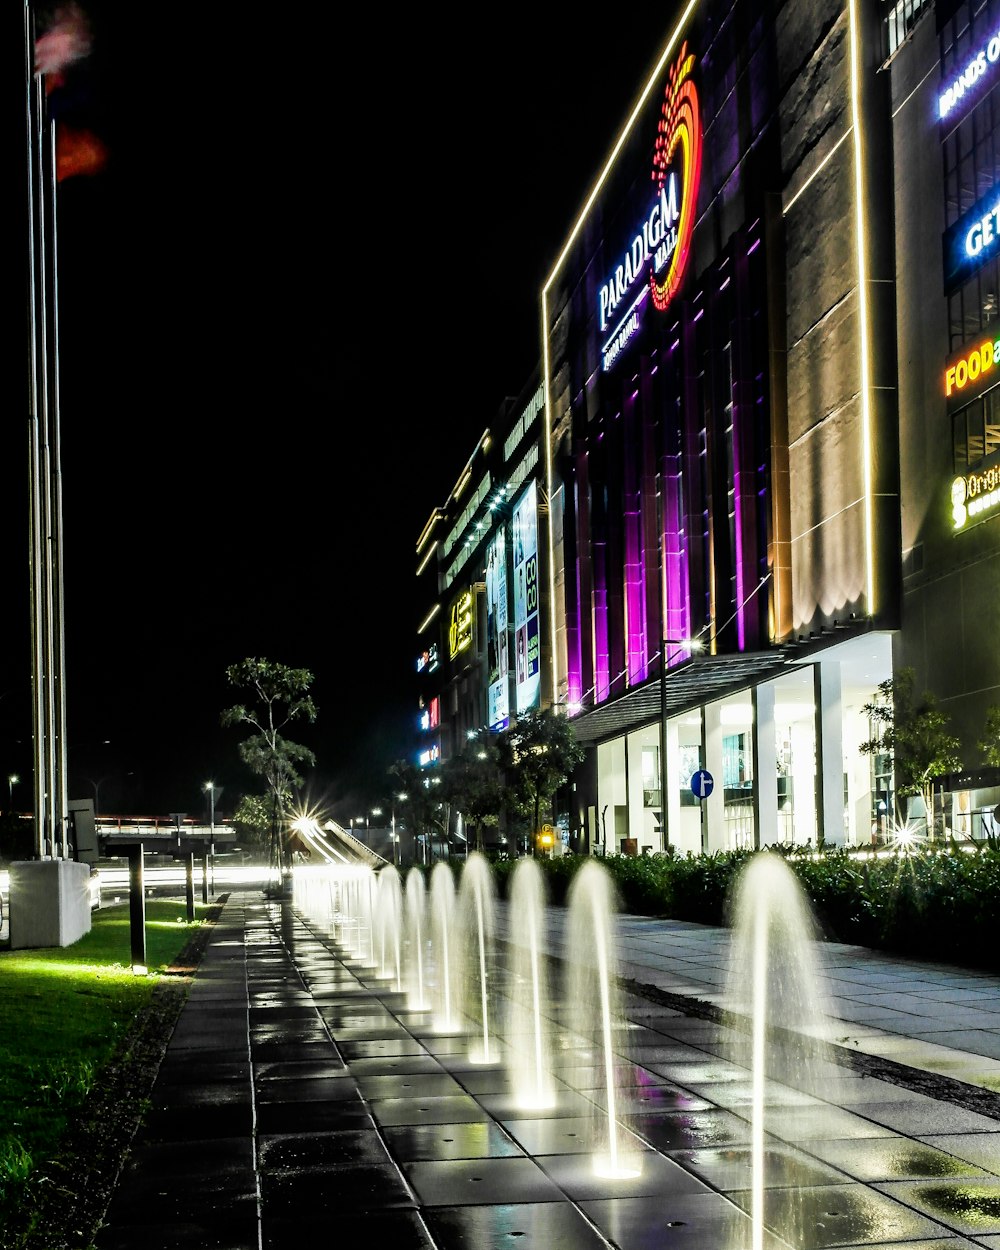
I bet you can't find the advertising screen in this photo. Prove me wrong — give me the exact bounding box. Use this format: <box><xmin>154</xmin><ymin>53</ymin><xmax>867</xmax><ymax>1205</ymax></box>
<box><xmin>486</xmin><ymin>526</ymin><xmax>510</xmax><ymax>730</ymax></box>
<box><xmin>512</xmin><ymin>481</ymin><xmax>540</xmax><ymax>714</ymax></box>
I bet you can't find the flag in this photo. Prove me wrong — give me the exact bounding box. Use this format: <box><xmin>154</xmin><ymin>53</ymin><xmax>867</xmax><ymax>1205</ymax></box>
<box><xmin>34</xmin><ymin>3</ymin><xmax>107</xmax><ymax>182</ymax></box>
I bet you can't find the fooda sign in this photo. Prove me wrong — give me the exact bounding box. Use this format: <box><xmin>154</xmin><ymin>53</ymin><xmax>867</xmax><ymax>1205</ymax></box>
<box><xmin>944</xmin><ymin>333</ymin><xmax>1000</xmax><ymax>408</ymax></box>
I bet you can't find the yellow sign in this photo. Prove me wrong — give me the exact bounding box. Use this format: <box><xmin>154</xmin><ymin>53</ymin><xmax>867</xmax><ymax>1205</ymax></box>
<box><xmin>944</xmin><ymin>335</ymin><xmax>1000</xmax><ymax>404</ymax></box>
<box><xmin>449</xmin><ymin>589</ymin><xmax>474</xmax><ymax>659</ymax></box>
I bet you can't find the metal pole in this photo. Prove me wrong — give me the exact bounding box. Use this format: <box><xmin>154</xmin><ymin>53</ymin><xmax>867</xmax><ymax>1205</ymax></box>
<box><xmin>202</xmin><ymin>851</ymin><xmax>209</xmax><ymax>904</ymax></box>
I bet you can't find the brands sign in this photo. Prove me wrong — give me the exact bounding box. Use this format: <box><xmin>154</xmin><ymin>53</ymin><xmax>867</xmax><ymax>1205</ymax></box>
<box><xmin>939</xmin><ymin>25</ymin><xmax>1000</xmax><ymax>122</ymax></box>
<box><xmin>599</xmin><ymin>43</ymin><xmax>703</xmax><ymax>372</ymax></box>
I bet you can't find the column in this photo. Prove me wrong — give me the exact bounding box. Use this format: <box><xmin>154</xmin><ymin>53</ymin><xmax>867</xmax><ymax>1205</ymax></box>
<box><xmin>814</xmin><ymin>660</ymin><xmax>846</xmax><ymax>848</ymax></box>
<box><xmin>752</xmin><ymin>682</ymin><xmax>778</xmax><ymax>849</ymax></box>
<box><xmin>701</xmin><ymin>700</ymin><xmax>725</xmax><ymax>852</ymax></box>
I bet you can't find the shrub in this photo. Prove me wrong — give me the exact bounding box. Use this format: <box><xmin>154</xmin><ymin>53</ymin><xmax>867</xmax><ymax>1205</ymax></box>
<box><xmin>471</xmin><ymin>844</ymin><xmax>1000</xmax><ymax>971</ymax></box>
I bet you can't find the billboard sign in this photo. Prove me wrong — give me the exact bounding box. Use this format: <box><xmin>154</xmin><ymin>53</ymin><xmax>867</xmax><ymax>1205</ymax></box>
<box><xmin>512</xmin><ymin>481</ymin><xmax>541</xmax><ymax>714</ymax></box>
<box><xmin>485</xmin><ymin>526</ymin><xmax>510</xmax><ymax>730</ymax></box>
<box><xmin>944</xmin><ymin>185</ymin><xmax>1000</xmax><ymax>295</ymax></box>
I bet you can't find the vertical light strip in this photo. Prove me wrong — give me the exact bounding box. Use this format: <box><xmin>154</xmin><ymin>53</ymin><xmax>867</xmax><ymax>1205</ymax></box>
<box><xmin>848</xmin><ymin>0</ymin><xmax>876</xmax><ymax>614</ymax></box>
<box><xmin>542</xmin><ymin>289</ymin><xmax>559</xmax><ymax>706</ymax></box>
<box><xmin>542</xmin><ymin>0</ymin><xmax>700</xmax><ymax>708</ymax></box>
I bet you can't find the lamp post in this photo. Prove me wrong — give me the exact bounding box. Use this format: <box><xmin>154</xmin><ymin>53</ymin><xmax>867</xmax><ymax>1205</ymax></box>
<box><xmin>203</xmin><ymin>781</ymin><xmax>217</xmax><ymax>840</ymax></box>
<box><xmin>85</xmin><ymin>775</ymin><xmax>110</xmax><ymax>821</ymax></box>
<box><xmin>659</xmin><ymin>636</ymin><xmax>704</xmax><ymax>851</ymax></box>
<box><xmin>7</xmin><ymin>773</ymin><xmax>18</xmax><ymax>813</ymax></box>
<box><xmin>393</xmin><ymin>791</ymin><xmax>408</xmax><ymax>865</ymax></box>
<box><xmin>369</xmin><ymin>806</ymin><xmax>384</xmax><ymax>861</ymax></box>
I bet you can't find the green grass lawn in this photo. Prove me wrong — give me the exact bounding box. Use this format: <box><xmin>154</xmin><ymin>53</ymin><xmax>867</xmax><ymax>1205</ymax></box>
<box><xmin>0</xmin><ymin>899</ymin><xmax>210</xmax><ymax>1213</ymax></box>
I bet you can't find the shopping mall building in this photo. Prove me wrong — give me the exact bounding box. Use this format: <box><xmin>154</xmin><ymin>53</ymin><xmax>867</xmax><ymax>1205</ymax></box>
<box><xmin>414</xmin><ymin>0</ymin><xmax>1000</xmax><ymax>854</ymax></box>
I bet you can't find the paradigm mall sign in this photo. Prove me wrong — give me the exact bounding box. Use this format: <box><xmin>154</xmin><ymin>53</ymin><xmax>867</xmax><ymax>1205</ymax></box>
<box><xmin>599</xmin><ymin>42</ymin><xmax>703</xmax><ymax>372</ymax></box>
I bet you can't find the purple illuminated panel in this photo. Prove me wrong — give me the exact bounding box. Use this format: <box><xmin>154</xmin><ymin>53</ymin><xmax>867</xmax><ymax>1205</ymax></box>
<box><xmin>593</xmin><ymin>537</ymin><xmax>610</xmax><ymax>704</ymax></box>
<box><xmin>662</xmin><ymin>415</ymin><xmax>691</xmax><ymax>655</ymax></box>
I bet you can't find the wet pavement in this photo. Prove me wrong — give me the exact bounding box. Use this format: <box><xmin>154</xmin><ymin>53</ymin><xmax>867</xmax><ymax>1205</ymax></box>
<box><xmin>93</xmin><ymin>886</ymin><xmax>1000</xmax><ymax>1249</ymax></box>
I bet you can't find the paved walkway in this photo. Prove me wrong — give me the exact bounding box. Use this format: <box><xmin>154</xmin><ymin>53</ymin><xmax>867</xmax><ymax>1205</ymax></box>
<box><xmin>92</xmin><ymin>884</ymin><xmax>1000</xmax><ymax>1249</ymax></box>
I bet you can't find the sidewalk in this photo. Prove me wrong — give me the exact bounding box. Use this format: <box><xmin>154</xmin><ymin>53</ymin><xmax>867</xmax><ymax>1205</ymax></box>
<box><xmin>92</xmin><ymin>886</ymin><xmax>1000</xmax><ymax>1249</ymax></box>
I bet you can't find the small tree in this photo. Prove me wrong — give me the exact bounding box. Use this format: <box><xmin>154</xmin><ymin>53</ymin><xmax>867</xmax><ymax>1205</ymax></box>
<box><xmin>231</xmin><ymin>793</ymin><xmax>271</xmax><ymax>853</ymax></box>
<box><xmin>387</xmin><ymin>759</ymin><xmax>447</xmax><ymax>862</ymax></box>
<box><xmin>221</xmin><ymin>658</ymin><xmax>317</xmax><ymax>873</ymax></box>
<box><xmin>439</xmin><ymin>729</ymin><xmax>505</xmax><ymax>853</ymax></box>
<box><xmin>979</xmin><ymin>706</ymin><xmax>1000</xmax><ymax>768</ymax></box>
<box><xmin>498</xmin><ymin>707</ymin><xmax>585</xmax><ymax>854</ymax></box>
<box><xmin>860</xmin><ymin>668</ymin><xmax>962</xmax><ymax>841</ymax></box>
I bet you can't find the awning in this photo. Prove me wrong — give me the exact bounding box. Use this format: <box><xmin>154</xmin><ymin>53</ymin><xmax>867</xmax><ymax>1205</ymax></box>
<box><xmin>564</xmin><ymin>629</ymin><xmax>863</xmax><ymax>746</ymax></box>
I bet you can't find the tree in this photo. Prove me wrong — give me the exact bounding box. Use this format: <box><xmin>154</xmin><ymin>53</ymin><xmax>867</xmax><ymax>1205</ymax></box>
<box><xmin>979</xmin><ymin>706</ymin><xmax>1000</xmax><ymax>768</ymax></box>
<box><xmin>498</xmin><ymin>707</ymin><xmax>585</xmax><ymax>853</ymax></box>
<box><xmin>230</xmin><ymin>793</ymin><xmax>271</xmax><ymax>850</ymax></box>
<box><xmin>221</xmin><ymin>658</ymin><xmax>317</xmax><ymax>873</ymax></box>
<box><xmin>438</xmin><ymin>729</ymin><xmax>505</xmax><ymax>853</ymax></box>
<box><xmin>387</xmin><ymin>758</ymin><xmax>449</xmax><ymax>862</ymax></box>
<box><xmin>860</xmin><ymin>668</ymin><xmax>962</xmax><ymax>841</ymax></box>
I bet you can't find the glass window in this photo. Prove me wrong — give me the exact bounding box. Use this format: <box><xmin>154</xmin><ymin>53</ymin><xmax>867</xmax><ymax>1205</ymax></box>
<box><xmin>987</xmin><ymin>387</ymin><xmax>1000</xmax><ymax>457</ymax></box>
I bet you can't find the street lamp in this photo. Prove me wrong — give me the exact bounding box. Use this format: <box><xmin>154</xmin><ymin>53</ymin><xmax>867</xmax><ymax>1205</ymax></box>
<box><xmin>390</xmin><ymin>793</ymin><xmax>407</xmax><ymax>866</ymax></box>
<box><xmin>659</xmin><ymin>636</ymin><xmax>705</xmax><ymax>851</ymax></box>
<box><xmin>7</xmin><ymin>773</ymin><xmax>18</xmax><ymax>812</ymax></box>
<box><xmin>203</xmin><ymin>781</ymin><xmax>217</xmax><ymax>840</ymax></box>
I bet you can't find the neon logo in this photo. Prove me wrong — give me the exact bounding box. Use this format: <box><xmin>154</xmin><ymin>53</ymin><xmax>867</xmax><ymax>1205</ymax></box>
<box><xmin>952</xmin><ymin>466</ymin><xmax>1000</xmax><ymax>529</ymax></box>
<box><xmin>650</xmin><ymin>43</ymin><xmax>702</xmax><ymax>314</ymax></box>
<box><xmin>940</xmin><ymin>30</ymin><xmax>1000</xmax><ymax>120</ymax></box>
<box><xmin>944</xmin><ymin>336</ymin><xmax>1000</xmax><ymax>398</ymax></box>
<box><xmin>448</xmin><ymin>590</ymin><xmax>473</xmax><ymax>659</ymax></box>
<box><xmin>598</xmin><ymin>43</ymin><xmax>703</xmax><ymax>359</ymax></box>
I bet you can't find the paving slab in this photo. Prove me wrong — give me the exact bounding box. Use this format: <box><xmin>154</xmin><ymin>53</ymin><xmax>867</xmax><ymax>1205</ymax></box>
<box><xmin>90</xmin><ymin>886</ymin><xmax>1000</xmax><ymax>1249</ymax></box>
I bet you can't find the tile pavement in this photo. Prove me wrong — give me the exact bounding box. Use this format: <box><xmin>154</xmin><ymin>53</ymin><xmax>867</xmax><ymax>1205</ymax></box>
<box><xmin>90</xmin><ymin>885</ymin><xmax>1000</xmax><ymax>1249</ymax></box>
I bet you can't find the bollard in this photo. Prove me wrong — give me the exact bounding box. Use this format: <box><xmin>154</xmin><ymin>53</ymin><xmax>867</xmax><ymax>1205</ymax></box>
<box><xmin>185</xmin><ymin>852</ymin><xmax>195</xmax><ymax>922</ymax></box>
<box><xmin>128</xmin><ymin>843</ymin><xmax>146</xmax><ymax>968</ymax></box>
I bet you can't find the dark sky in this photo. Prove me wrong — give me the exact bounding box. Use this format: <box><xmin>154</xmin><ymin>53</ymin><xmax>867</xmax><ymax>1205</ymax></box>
<box><xmin>4</xmin><ymin>4</ymin><xmax>668</xmax><ymax>822</ymax></box>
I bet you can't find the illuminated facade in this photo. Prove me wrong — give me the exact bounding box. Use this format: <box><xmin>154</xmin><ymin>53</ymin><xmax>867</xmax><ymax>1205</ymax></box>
<box><xmin>542</xmin><ymin>0</ymin><xmax>905</xmax><ymax>854</ymax></box>
<box><xmin>889</xmin><ymin>0</ymin><xmax>1000</xmax><ymax>830</ymax></box>
<box><xmin>414</xmin><ymin>0</ymin><xmax>1000</xmax><ymax>855</ymax></box>
<box><xmin>414</xmin><ymin>378</ymin><xmax>546</xmax><ymax>797</ymax></box>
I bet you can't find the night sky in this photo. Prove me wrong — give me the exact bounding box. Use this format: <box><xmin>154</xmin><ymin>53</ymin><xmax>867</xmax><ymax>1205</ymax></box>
<box><xmin>4</xmin><ymin>4</ymin><xmax>668</xmax><ymax>822</ymax></box>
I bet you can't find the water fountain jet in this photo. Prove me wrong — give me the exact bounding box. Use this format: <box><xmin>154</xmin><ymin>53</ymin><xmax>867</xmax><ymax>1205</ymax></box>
<box><xmin>504</xmin><ymin>858</ymin><xmax>556</xmax><ymax>1110</ymax></box>
<box><xmin>565</xmin><ymin>859</ymin><xmax>642</xmax><ymax>1180</ymax></box>
<box><xmin>403</xmin><ymin>867</ymin><xmax>430</xmax><ymax>1010</ymax></box>
<box><xmin>726</xmin><ymin>849</ymin><xmax>835</xmax><ymax>1250</ymax></box>
<box><xmin>456</xmin><ymin>852</ymin><xmax>499</xmax><ymax>1064</ymax></box>
<box><xmin>429</xmin><ymin>862</ymin><xmax>462</xmax><ymax>1032</ymax></box>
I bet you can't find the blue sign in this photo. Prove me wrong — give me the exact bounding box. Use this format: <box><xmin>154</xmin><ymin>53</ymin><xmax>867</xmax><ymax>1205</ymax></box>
<box><xmin>690</xmin><ymin>769</ymin><xmax>714</xmax><ymax>800</ymax></box>
<box><xmin>943</xmin><ymin>186</ymin><xmax>1000</xmax><ymax>295</ymax></box>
